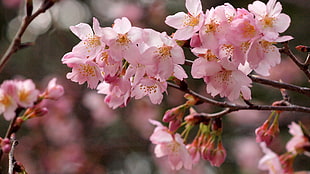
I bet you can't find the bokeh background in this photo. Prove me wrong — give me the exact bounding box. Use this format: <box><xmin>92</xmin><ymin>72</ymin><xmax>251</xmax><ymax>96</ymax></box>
<box><xmin>0</xmin><ymin>0</ymin><xmax>310</xmax><ymax>173</ymax></box>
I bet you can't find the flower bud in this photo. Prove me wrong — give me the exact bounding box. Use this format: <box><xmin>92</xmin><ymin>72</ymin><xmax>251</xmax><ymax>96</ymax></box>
<box><xmin>209</xmin><ymin>141</ymin><xmax>226</xmax><ymax>167</ymax></box>
<box><xmin>42</xmin><ymin>78</ymin><xmax>64</xmax><ymax>100</ymax></box>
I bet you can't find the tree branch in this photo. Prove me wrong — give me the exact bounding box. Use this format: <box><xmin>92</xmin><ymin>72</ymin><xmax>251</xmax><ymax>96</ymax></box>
<box><xmin>281</xmin><ymin>42</ymin><xmax>310</xmax><ymax>80</ymax></box>
<box><xmin>0</xmin><ymin>1</ymin><xmax>56</xmax><ymax>73</ymax></box>
<box><xmin>249</xmin><ymin>75</ymin><xmax>310</xmax><ymax>96</ymax></box>
<box><xmin>167</xmin><ymin>81</ymin><xmax>310</xmax><ymax>114</ymax></box>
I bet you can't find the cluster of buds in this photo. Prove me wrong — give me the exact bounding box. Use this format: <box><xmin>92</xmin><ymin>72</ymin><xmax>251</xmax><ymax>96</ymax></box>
<box><xmin>255</xmin><ymin>111</ymin><xmax>280</xmax><ymax>145</ymax></box>
<box><xmin>150</xmin><ymin>94</ymin><xmax>227</xmax><ymax>170</ymax></box>
<box><xmin>0</xmin><ymin>137</ymin><xmax>11</xmax><ymax>153</ymax></box>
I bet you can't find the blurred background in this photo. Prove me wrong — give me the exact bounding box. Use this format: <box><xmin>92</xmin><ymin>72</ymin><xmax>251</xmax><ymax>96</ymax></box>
<box><xmin>0</xmin><ymin>0</ymin><xmax>310</xmax><ymax>173</ymax></box>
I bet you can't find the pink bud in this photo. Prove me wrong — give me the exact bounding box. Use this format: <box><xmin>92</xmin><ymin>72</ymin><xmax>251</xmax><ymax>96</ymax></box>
<box><xmin>43</xmin><ymin>78</ymin><xmax>64</xmax><ymax>100</ymax></box>
<box><xmin>255</xmin><ymin>120</ymin><xmax>273</xmax><ymax>145</ymax></box>
<box><xmin>2</xmin><ymin>144</ymin><xmax>11</xmax><ymax>153</ymax></box>
<box><xmin>209</xmin><ymin>142</ymin><xmax>227</xmax><ymax>167</ymax></box>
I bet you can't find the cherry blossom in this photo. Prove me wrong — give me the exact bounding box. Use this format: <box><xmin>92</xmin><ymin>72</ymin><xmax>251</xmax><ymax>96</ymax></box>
<box><xmin>15</xmin><ymin>79</ymin><xmax>40</xmax><ymax>108</ymax></box>
<box><xmin>96</xmin><ymin>77</ymin><xmax>131</xmax><ymax>109</ymax></box>
<box><xmin>286</xmin><ymin>122</ymin><xmax>309</xmax><ymax>155</ymax></box>
<box><xmin>149</xmin><ymin>119</ymin><xmax>193</xmax><ymax>170</ymax></box>
<box><xmin>62</xmin><ymin>52</ymin><xmax>103</xmax><ymax>89</ymax></box>
<box><xmin>131</xmin><ymin>77</ymin><xmax>167</xmax><ymax>105</ymax></box>
<box><xmin>101</xmin><ymin>17</ymin><xmax>142</xmax><ymax>61</ymax></box>
<box><xmin>42</xmin><ymin>78</ymin><xmax>65</xmax><ymax>100</ymax></box>
<box><xmin>248</xmin><ymin>0</ymin><xmax>291</xmax><ymax>40</ymax></box>
<box><xmin>258</xmin><ymin>142</ymin><xmax>284</xmax><ymax>174</ymax></box>
<box><xmin>70</xmin><ymin>17</ymin><xmax>105</xmax><ymax>59</ymax></box>
<box><xmin>165</xmin><ymin>0</ymin><xmax>204</xmax><ymax>40</ymax></box>
<box><xmin>191</xmin><ymin>52</ymin><xmax>252</xmax><ymax>101</ymax></box>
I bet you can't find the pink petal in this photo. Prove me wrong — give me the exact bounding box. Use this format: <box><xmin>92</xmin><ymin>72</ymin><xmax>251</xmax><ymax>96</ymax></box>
<box><xmin>70</xmin><ymin>23</ymin><xmax>93</xmax><ymax>40</ymax></box>
<box><xmin>113</xmin><ymin>17</ymin><xmax>132</xmax><ymax>34</ymax></box>
<box><xmin>185</xmin><ymin>0</ymin><xmax>202</xmax><ymax>16</ymax></box>
<box><xmin>165</xmin><ymin>12</ymin><xmax>187</xmax><ymax>29</ymax></box>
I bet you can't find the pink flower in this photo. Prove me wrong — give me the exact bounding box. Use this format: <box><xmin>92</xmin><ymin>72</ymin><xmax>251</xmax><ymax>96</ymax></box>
<box><xmin>141</xmin><ymin>29</ymin><xmax>187</xmax><ymax>80</ymax></box>
<box><xmin>15</xmin><ymin>79</ymin><xmax>40</xmax><ymax>108</ymax></box>
<box><xmin>248</xmin><ymin>0</ymin><xmax>291</xmax><ymax>40</ymax></box>
<box><xmin>191</xmin><ymin>54</ymin><xmax>252</xmax><ymax>101</ymax></box>
<box><xmin>70</xmin><ymin>17</ymin><xmax>104</xmax><ymax>59</ymax></box>
<box><xmin>131</xmin><ymin>77</ymin><xmax>167</xmax><ymax>104</ymax></box>
<box><xmin>258</xmin><ymin>142</ymin><xmax>284</xmax><ymax>174</ymax></box>
<box><xmin>96</xmin><ymin>77</ymin><xmax>131</xmax><ymax>109</ymax></box>
<box><xmin>62</xmin><ymin>52</ymin><xmax>103</xmax><ymax>89</ymax></box>
<box><xmin>101</xmin><ymin>17</ymin><xmax>142</xmax><ymax>61</ymax></box>
<box><xmin>0</xmin><ymin>88</ymin><xmax>17</xmax><ymax>121</ymax></box>
<box><xmin>286</xmin><ymin>122</ymin><xmax>308</xmax><ymax>154</ymax></box>
<box><xmin>43</xmin><ymin>78</ymin><xmax>65</xmax><ymax>100</ymax></box>
<box><xmin>247</xmin><ymin>38</ymin><xmax>281</xmax><ymax>76</ymax></box>
<box><xmin>165</xmin><ymin>0</ymin><xmax>204</xmax><ymax>40</ymax></box>
<box><xmin>149</xmin><ymin>119</ymin><xmax>193</xmax><ymax>170</ymax></box>
<box><xmin>199</xmin><ymin>4</ymin><xmax>235</xmax><ymax>51</ymax></box>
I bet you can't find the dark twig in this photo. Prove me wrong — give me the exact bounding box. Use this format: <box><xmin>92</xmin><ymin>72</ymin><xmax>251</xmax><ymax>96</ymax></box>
<box><xmin>199</xmin><ymin>108</ymin><xmax>233</xmax><ymax>118</ymax></box>
<box><xmin>281</xmin><ymin>42</ymin><xmax>310</xmax><ymax>80</ymax></box>
<box><xmin>0</xmin><ymin>1</ymin><xmax>56</xmax><ymax>73</ymax></box>
<box><xmin>249</xmin><ymin>75</ymin><xmax>310</xmax><ymax>96</ymax></box>
<box><xmin>168</xmin><ymin>81</ymin><xmax>310</xmax><ymax>114</ymax></box>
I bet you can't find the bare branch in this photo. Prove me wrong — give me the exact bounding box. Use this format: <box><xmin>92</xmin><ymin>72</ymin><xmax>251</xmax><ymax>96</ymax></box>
<box><xmin>168</xmin><ymin>81</ymin><xmax>310</xmax><ymax>114</ymax></box>
<box><xmin>249</xmin><ymin>75</ymin><xmax>310</xmax><ymax>96</ymax></box>
<box><xmin>281</xmin><ymin>42</ymin><xmax>310</xmax><ymax>79</ymax></box>
<box><xmin>0</xmin><ymin>1</ymin><xmax>56</xmax><ymax>73</ymax></box>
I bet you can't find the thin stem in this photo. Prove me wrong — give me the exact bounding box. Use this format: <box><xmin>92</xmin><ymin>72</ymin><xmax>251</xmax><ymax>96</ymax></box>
<box><xmin>0</xmin><ymin>1</ymin><xmax>55</xmax><ymax>73</ymax></box>
<box><xmin>249</xmin><ymin>75</ymin><xmax>310</xmax><ymax>96</ymax></box>
<box><xmin>281</xmin><ymin>42</ymin><xmax>310</xmax><ymax>79</ymax></box>
<box><xmin>167</xmin><ymin>81</ymin><xmax>310</xmax><ymax>114</ymax></box>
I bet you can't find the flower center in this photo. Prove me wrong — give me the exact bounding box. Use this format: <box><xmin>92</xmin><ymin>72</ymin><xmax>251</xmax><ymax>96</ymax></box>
<box><xmin>157</xmin><ymin>45</ymin><xmax>172</xmax><ymax>58</ymax></box>
<box><xmin>184</xmin><ymin>14</ymin><xmax>200</xmax><ymax>27</ymax></box>
<box><xmin>116</xmin><ymin>33</ymin><xmax>131</xmax><ymax>45</ymax></box>
<box><xmin>214</xmin><ymin>70</ymin><xmax>232</xmax><ymax>86</ymax></box>
<box><xmin>139</xmin><ymin>84</ymin><xmax>158</xmax><ymax>94</ymax></box>
<box><xmin>242</xmin><ymin>21</ymin><xmax>256</xmax><ymax>38</ymax></box>
<box><xmin>204</xmin><ymin>20</ymin><xmax>219</xmax><ymax>33</ymax></box>
<box><xmin>84</xmin><ymin>36</ymin><xmax>100</xmax><ymax>50</ymax></box>
<box><xmin>78</xmin><ymin>64</ymin><xmax>96</xmax><ymax>77</ymax></box>
<box><xmin>262</xmin><ymin>16</ymin><xmax>275</xmax><ymax>28</ymax></box>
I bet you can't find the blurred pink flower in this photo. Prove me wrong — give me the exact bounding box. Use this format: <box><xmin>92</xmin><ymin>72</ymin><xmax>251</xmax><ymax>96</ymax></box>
<box><xmin>2</xmin><ymin>0</ymin><xmax>21</xmax><ymax>9</ymax></box>
<box><xmin>286</xmin><ymin>122</ymin><xmax>308</xmax><ymax>155</ymax></box>
<box><xmin>42</xmin><ymin>78</ymin><xmax>64</xmax><ymax>100</ymax></box>
<box><xmin>258</xmin><ymin>142</ymin><xmax>284</xmax><ymax>174</ymax></box>
<box><xmin>149</xmin><ymin>120</ymin><xmax>192</xmax><ymax>170</ymax></box>
<box><xmin>82</xmin><ymin>91</ymin><xmax>118</xmax><ymax>127</ymax></box>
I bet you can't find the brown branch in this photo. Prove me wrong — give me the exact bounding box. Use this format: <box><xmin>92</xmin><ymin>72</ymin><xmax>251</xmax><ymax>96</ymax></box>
<box><xmin>249</xmin><ymin>75</ymin><xmax>310</xmax><ymax>96</ymax></box>
<box><xmin>0</xmin><ymin>0</ymin><xmax>56</xmax><ymax>73</ymax></box>
<box><xmin>281</xmin><ymin>42</ymin><xmax>310</xmax><ymax>80</ymax></box>
<box><xmin>8</xmin><ymin>135</ymin><xmax>17</xmax><ymax>174</ymax></box>
<box><xmin>167</xmin><ymin>81</ymin><xmax>310</xmax><ymax>114</ymax></box>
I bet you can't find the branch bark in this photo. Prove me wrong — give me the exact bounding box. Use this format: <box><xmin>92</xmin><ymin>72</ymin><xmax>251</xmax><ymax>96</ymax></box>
<box><xmin>0</xmin><ymin>1</ymin><xmax>56</xmax><ymax>73</ymax></box>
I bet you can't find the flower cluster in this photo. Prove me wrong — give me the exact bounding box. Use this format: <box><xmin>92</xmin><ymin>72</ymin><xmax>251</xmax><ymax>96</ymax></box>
<box><xmin>166</xmin><ymin>0</ymin><xmax>292</xmax><ymax>100</ymax></box>
<box><xmin>62</xmin><ymin>17</ymin><xmax>187</xmax><ymax>109</ymax></box>
<box><xmin>63</xmin><ymin>0</ymin><xmax>292</xmax><ymax>107</ymax></box>
<box><xmin>258</xmin><ymin>122</ymin><xmax>310</xmax><ymax>174</ymax></box>
<box><xmin>0</xmin><ymin>78</ymin><xmax>64</xmax><ymax>121</ymax></box>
